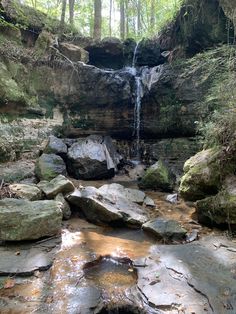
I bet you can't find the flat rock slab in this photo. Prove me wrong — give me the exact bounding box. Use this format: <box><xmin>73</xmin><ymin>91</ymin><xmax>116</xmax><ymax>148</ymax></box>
<box><xmin>40</xmin><ymin>175</ymin><xmax>75</xmax><ymax>199</ymax></box>
<box><xmin>136</xmin><ymin>236</ymin><xmax>236</xmax><ymax>313</ymax></box>
<box><xmin>142</xmin><ymin>218</ymin><xmax>187</xmax><ymax>241</ymax></box>
<box><xmin>0</xmin><ymin>237</ymin><xmax>61</xmax><ymax>275</ymax></box>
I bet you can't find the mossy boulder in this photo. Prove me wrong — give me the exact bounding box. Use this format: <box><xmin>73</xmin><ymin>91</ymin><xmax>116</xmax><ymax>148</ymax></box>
<box><xmin>0</xmin><ymin>198</ymin><xmax>62</xmax><ymax>241</ymax></box>
<box><xmin>196</xmin><ymin>176</ymin><xmax>236</xmax><ymax>226</ymax></box>
<box><xmin>9</xmin><ymin>184</ymin><xmax>42</xmax><ymax>201</ymax></box>
<box><xmin>138</xmin><ymin>160</ymin><xmax>175</xmax><ymax>192</ymax></box>
<box><xmin>35</xmin><ymin>154</ymin><xmax>67</xmax><ymax>181</ymax></box>
<box><xmin>0</xmin><ymin>61</ymin><xmax>27</xmax><ymax>106</ymax></box>
<box><xmin>179</xmin><ymin>149</ymin><xmax>221</xmax><ymax>201</ymax></box>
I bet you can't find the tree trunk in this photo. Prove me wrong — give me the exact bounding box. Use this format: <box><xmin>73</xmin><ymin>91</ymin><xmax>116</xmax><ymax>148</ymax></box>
<box><xmin>93</xmin><ymin>0</ymin><xmax>102</xmax><ymax>40</ymax></box>
<box><xmin>125</xmin><ymin>0</ymin><xmax>129</xmax><ymax>37</ymax></box>
<box><xmin>137</xmin><ymin>0</ymin><xmax>141</xmax><ymax>36</ymax></box>
<box><xmin>120</xmin><ymin>0</ymin><xmax>125</xmax><ymax>40</ymax></box>
<box><xmin>69</xmin><ymin>0</ymin><xmax>75</xmax><ymax>28</ymax></box>
<box><xmin>150</xmin><ymin>0</ymin><xmax>155</xmax><ymax>31</ymax></box>
<box><xmin>109</xmin><ymin>0</ymin><xmax>112</xmax><ymax>37</ymax></box>
<box><xmin>60</xmin><ymin>0</ymin><xmax>67</xmax><ymax>32</ymax></box>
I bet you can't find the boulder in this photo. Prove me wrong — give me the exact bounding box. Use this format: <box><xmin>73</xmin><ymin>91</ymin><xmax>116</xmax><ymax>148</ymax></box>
<box><xmin>35</xmin><ymin>153</ymin><xmax>67</xmax><ymax>181</ymax></box>
<box><xmin>9</xmin><ymin>184</ymin><xmax>42</xmax><ymax>201</ymax></box>
<box><xmin>196</xmin><ymin>176</ymin><xmax>236</xmax><ymax>226</ymax></box>
<box><xmin>0</xmin><ymin>199</ymin><xmax>62</xmax><ymax>241</ymax></box>
<box><xmin>67</xmin><ymin>135</ymin><xmax>121</xmax><ymax>180</ymax></box>
<box><xmin>166</xmin><ymin>193</ymin><xmax>178</xmax><ymax>204</ymax></box>
<box><xmin>98</xmin><ymin>183</ymin><xmax>146</xmax><ymax>205</ymax></box>
<box><xmin>179</xmin><ymin>149</ymin><xmax>221</xmax><ymax>201</ymax></box>
<box><xmin>142</xmin><ymin>218</ymin><xmax>187</xmax><ymax>241</ymax></box>
<box><xmin>40</xmin><ymin>175</ymin><xmax>75</xmax><ymax>199</ymax></box>
<box><xmin>59</xmin><ymin>42</ymin><xmax>89</xmax><ymax>63</ymax></box>
<box><xmin>138</xmin><ymin>160</ymin><xmax>175</xmax><ymax>192</ymax></box>
<box><xmin>67</xmin><ymin>186</ymin><xmax>148</xmax><ymax>227</ymax></box>
<box><xmin>44</xmin><ymin>135</ymin><xmax>67</xmax><ymax>156</ymax></box>
<box><xmin>55</xmin><ymin>193</ymin><xmax>71</xmax><ymax>220</ymax></box>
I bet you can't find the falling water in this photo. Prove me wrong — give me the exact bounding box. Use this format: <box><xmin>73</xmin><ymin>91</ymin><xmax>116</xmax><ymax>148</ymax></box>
<box><xmin>132</xmin><ymin>41</ymin><xmax>143</xmax><ymax>161</ymax></box>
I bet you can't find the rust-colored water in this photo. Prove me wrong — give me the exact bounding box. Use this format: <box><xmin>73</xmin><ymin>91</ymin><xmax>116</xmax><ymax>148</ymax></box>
<box><xmin>0</xmin><ymin>180</ymin><xmax>222</xmax><ymax>313</ymax></box>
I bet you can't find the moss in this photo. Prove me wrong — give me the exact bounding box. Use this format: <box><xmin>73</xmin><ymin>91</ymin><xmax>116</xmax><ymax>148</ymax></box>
<box><xmin>179</xmin><ymin>148</ymin><xmax>221</xmax><ymax>201</ymax></box>
<box><xmin>139</xmin><ymin>160</ymin><xmax>175</xmax><ymax>192</ymax></box>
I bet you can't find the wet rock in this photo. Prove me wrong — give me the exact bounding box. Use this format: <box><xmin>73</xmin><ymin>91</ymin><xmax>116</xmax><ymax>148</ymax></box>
<box><xmin>59</xmin><ymin>42</ymin><xmax>89</xmax><ymax>63</ymax></box>
<box><xmin>67</xmin><ymin>135</ymin><xmax>121</xmax><ymax>180</ymax></box>
<box><xmin>9</xmin><ymin>183</ymin><xmax>42</xmax><ymax>201</ymax></box>
<box><xmin>40</xmin><ymin>175</ymin><xmax>75</xmax><ymax>199</ymax></box>
<box><xmin>0</xmin><ymin>237</ymin><xmax>60</xmax><ymax>275</ymax></box>
<box><xmin>0</xmin><ymin>199</ymin><xmax>62</xmax><ymax>241</ymax></box>
<box><xmin>142</xmin><ymin>218</ymin><xmax>187</xmax><ymax>241</ymax></box>
<box><xmin>143</xmin><ymin>196</ymin><xmax>155</xmax><ymax>208</ymax></box>
<box><xmin>196</xmin><ymin>176</ymin><xmax>236</xmax><ymax>226</ymax></box>
<box><xmin>98</xmin><ymin>183</ymin><xmax>146</xmax><ymax>205</ymax></box>
<box><xmin>0</xmin><ymin>160</ymin><xmax>35</xmax><ymax>183</ymax></box>
<box><xmin>35</xmin><ymin>153</ymin><xmax>67</xmax><ymax>181</ymax></box>
<box><xmin>44</xmin><ymin>135</ymin><xmax>67</xmax><ymax>156</ymax></box>
<box><xmin>135</xmin><ymin>38</ymin><xmax>161</xmax><ymax>66</ymax></box>
<box><xmin>85</xmin><ymin>37</ymin><xmax>124</xmax><ymax>69</ymax></box>
<box><xmin>179</xmin><ymin>148</ymin><xmax>221</xmax><ymax>201</ymax></box>
<box><xmin>67</xmin><ymin>186</ymin><xmax>148</xmax><ymax>227</ymax></box>
<box><xmin>137</xmin><ymin>236</ymin><xmax>236</xmax><ymax>313</ymax></box>
<box><xmin>166</xmin><ymin>193</ymin><xmax>178</xmax><ymax>204</ymax></box>
<box><xmin>55</xmin><ymin>193</ymin><xmax>71</xmax><ymax>220</ymax></box>
<box><xmin>138</xmin><ymin>160</ymin><xmax>175</xmax><ymax>192</ymax></box>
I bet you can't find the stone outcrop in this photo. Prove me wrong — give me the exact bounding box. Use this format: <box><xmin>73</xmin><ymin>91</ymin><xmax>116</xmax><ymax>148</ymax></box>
<box><xmin>158</xmin><ymin>0</ymin><xmax>234</xmax><ymax>57</ymax></box>
<box><xmin>0</xmin><ymin>199</ymin><xmax>62</xmax><ymax>241</ymax></box>
<box><xmin>179</xmin><ymin>149</ymin><xmax>221</xmax><ymax>201</ymax></box>
<box><xmin>59</xmin><ymin>42</ymin><xmax>89</xmax><ymax>63</ymax></box>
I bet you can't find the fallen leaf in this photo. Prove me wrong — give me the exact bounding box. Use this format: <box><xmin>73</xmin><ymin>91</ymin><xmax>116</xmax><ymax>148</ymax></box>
<box><xmin>4</xmin><ymin>278</ymin><xmax>15</xmax><ymax>289</ymax></box>
<box><xmin>45</xmin><ymin>296</ymin><xmax>53</xmax><ymax>304</ymax></box>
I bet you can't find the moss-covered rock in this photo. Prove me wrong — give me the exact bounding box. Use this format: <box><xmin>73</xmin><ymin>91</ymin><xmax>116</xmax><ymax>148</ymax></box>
<box><xmin>179</xmin><ymin>148</ymin><xmax>221</xmax><ymax>201</ymax></box>
<box><xmin>0</xmin><ymin>61</ymin><xmax>27</xmax><ymax>106</ymax></box>
<box><xmin>0</xmin><ymin>198</ymin><xmax>62</xmax><ymax>241</ymax></box>
<box><xmin>138</xmin><ymin>160</ymin><xmax>175</xmax><ymax>192</ymax></box>
<box><xmin>35</xmin><ymin>153</ymin><xmax>67</xmax><ymax>181</ymax></box>
<box><xmin>196</xmin><ymin>176</ymin><xmax>236</xmax><ymax>226</ymax></box>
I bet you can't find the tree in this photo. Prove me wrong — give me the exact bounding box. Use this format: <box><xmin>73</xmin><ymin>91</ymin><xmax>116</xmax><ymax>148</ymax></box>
<box><xmin>120</xmin><ymin>0</ymin><xmax>125</xmax><ymax>40</ymax></box>
<box><xmin>69</xmin><ymin>0</ymin><xmax>75</xmax><ymax>27</ymax></box>
<box><xmin>93</xmin><ymin>0</ymin><xmax>102</xmax><ymax>40</ymax></box>
<box><xmin>60</xmin><ymin>0</ymin><xmax>67</xmax><ymax>32</ymax></box>
<box><xmin>109</xmin><ymin>0</ymin><xmax>112</xmax><ymax>37</ymax></box>
<box><xmin>137</xmin><ymin>0</ymin><xmax>141</xmax><ymax>36</ymax></box>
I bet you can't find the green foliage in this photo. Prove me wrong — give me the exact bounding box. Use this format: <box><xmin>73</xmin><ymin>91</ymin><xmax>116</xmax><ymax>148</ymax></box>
<box><xmin>196</xmin><ymin>45</ymin><xmax>236</xmax><ymax>175</ymax></box>
<box><xmin>19</xmin><ymin>0</ymin><xmax>184</xmax><ymax>39</ymax></box>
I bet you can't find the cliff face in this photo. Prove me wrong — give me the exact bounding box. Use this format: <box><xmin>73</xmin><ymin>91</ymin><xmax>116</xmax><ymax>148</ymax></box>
<box><xmin>0</xmin><ymin>0</ymin><xmax>235</xmax><ymax>170</ymax></box>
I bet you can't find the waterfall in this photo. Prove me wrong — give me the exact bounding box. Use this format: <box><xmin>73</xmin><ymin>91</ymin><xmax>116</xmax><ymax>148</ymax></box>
<box><xmin>131</xmin><ymin>41</ymin><xmax>143</xmax><ymax>161</ymax></box>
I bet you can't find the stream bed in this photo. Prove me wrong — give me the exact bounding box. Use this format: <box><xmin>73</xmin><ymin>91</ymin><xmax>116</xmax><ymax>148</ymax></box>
<box><xmin>0</xmin><ymin>180</ymin><xmax>236</xmax><ymax>314</ymax></box>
